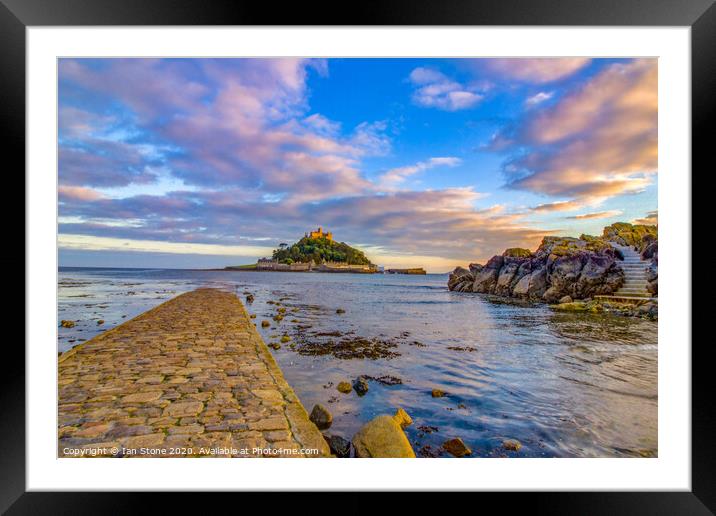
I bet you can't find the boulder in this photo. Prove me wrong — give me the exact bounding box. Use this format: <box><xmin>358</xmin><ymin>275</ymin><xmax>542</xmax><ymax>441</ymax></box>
<box><xmin>525</xmin><ymin>265</ymin><xmax>548</xmax><ymax>299</ymax></box>
<box><xmin>442</xmin><ymin>437</ymin><xmax>472</xmax><ymax>457</ymax></box>
<box><xmin>352</xmin><ymin>415</ymin><xmax>416</xmax><ymax>458</ymax></box>
<box><xmin>494</xmin><ymin>259</ymin><xmax>522</xmax><ymax>296</ymax></box>
<box><xmin>511</xmin><ymin>273</ymin><xmax>531</xmax><ymax>297</ymax></box>
<box><xmin>503</xmin><ymin>439</ymin><xmax>522</xmax><ymax>451</ymax></box>
<box><xmin>548</xmin><ymin>254</ymin><xmax>584</xmax><ymax>293</ymax></box>
<box><xmin>431</xmin><ymin>388</ymin><xmax>446</xmax><ymax>398</ymax></box>
<box><xmin>448</xmin><ymin>266</ymin><xmax>475</xmax><ymax>292</ymax></box>
<box><xmin>642</xmin><ymin>241</ymin><xmax>658</xmax><ymax>260</ymax></box>
<box><xmin>559</xmin><ymin>295</ymin><xmax>573</xmax><ymax>304</ymax></box>
<box><xmin>575</xmin><ymin>254</ymin><xmax>622</xmax><ymax>297</ymax></box>
<box><xmin>393</xmin><ymin>408</ymin><xmax>413</xmax><ymax>429</ymax></box>
<box><xmin>503</xmin><ymin>247</ymin><xmax>532</xmax><ymax>258</ymax></box>
<box><xmin>324</xmin><ymin>434</ymin><xmax>351</xmax><ymax>458</ymax></box>
<box><xmin>353</xmin><ymin>377</ymin><xmax>369</xmax><ymax>396</ymax></box>
<box><xmin>468</xmin><ymin>263</ymin><xmax>484</xmax><ymax>274</ymax></box>
<box><xmin>472</xmin><ymin>255</ymin><xmax>504</xmax><ymax>294</ymax></box>
<box><xmin>337</xmin><ymin>381</ymin><xmax>352</xmax><ymax>394</ymax></box>
<box><xmin>309</xmin><ymin>404</ymin><xmax>332</xmax><ymax>430</ymax></box>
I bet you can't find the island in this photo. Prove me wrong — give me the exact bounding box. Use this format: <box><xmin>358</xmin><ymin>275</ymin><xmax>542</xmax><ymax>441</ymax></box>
<box><xmin>224</xmin><ymin>228</ymin><xmax>379</xmax><ymax>273</ymax></box>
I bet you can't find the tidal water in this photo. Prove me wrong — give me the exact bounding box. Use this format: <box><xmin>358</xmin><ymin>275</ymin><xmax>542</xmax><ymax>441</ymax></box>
<box><xmin>58</xmin><ymin>267</ymin><xmax>658</xmax><ymax>458</ymax></box>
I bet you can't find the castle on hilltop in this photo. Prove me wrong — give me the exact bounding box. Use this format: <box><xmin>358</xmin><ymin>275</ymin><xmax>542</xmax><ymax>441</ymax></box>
<box><xmin>306</xmin><ymin>227</ymin><xmax>333</xmax><ymax>241</ymax></box>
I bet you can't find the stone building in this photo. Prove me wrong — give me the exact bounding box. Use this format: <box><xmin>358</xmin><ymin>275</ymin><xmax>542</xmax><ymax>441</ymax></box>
<box><xmin>306</xmin><ymin>227</ymin><xmax>333</xmax><ymax>241</ymax></box>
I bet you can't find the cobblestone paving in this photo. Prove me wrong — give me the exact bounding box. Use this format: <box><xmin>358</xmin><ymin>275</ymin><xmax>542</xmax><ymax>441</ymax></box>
<box><xmin>58</xmin><ymin>288</ymin><xmax>331</xmax><ymax>458</ymax></box>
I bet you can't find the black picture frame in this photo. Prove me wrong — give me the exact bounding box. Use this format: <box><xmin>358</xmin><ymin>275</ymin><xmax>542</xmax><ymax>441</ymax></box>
<box><xmin>4</xmin><ymin>0</ymin><xmax>711</xmax><ymax>512</ymax></box>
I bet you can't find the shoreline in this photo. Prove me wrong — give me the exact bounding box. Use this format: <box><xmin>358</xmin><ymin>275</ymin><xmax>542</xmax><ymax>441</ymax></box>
<box><xmin>58</xmin><ymin>270</ymin><xmax>658</xmax><ymax>457</ymax></box>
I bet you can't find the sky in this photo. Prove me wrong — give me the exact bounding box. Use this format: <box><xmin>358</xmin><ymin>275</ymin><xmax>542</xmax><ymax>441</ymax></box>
<box><xmin>58</xmin><ymin>58</ymin><xmax>658</xmax><ymax>272</ymax></box>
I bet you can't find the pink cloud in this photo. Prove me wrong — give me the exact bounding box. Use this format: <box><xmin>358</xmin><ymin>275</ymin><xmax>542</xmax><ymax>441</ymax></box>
<box><xmin>58</xmin><ymin>186</ymin><xmax>105</xmax><ymax>201</ymax></box>
<box><xmin>503</xmin><ymin>59</ymin><xmax>657</xmax><ymax>207</ymax></box>
<box><xmin>566</xmin><ymin>210</ymin><xmax>623</xmax><ymax>220</ymax></box>
<box><xmin>486</xmin><ymin>58</ymin><xmax>591</xmax><ymax>84</ymax></box>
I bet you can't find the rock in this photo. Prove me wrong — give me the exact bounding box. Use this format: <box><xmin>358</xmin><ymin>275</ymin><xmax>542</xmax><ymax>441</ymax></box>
<box><xmin>559</xmin><ymin>295</ymin><xmax>573</xmax><ymax>304</ymax></box>
<box><xmin>575</xmin><ymin>254</ymin><xmax>621</xmax><ymax>297</ymax></box>
<box><xmin>449</xmin><ymin>223</ymin><xmax>655</xmax><ymax>309</ymax></box>
<box><xmin>268</xmin><ymin>343</ymin><xmax>281</xmax><ymax>350</ymax></box>
<box><xmin>637</xmin><ymin>302</ymin><xmax>658</xmax><ymax>319</ymax></box>
<box><xmin>442</xmin><ymin>437</ymin><xmax>472</xmax><ymax>457</ymax></box>
<box><xmin>352</xmin><ymin>415</ymin><xmax>416</xmax><ymax>458</ymax></box>
<box><xmin>324</xmin><ymin>434</ymin><xmax>351</xmax><ymax>457</ymax></box>
<box><xmin>337</xmin><ymin>381</ymin><xmax>352</xmax><ymax>394</ymax></box>
<box><xmin>642</xmin><ymin>241</ymin><xmax>658</xmax><ymax>260</ymax></box>
<box><xmin>472</xmin><ymin>255</ymin><xmax>503</xmax><ymax>293</ymax></box>
<box><xmin>525</xmin><ymin>265</ymin><xmax>548</xmax><ymax>298</ymax></box>
<box><xmin>393</xmin><ymin>408</ymin><xmax>413</xmax><ymax>429</ymax></box>
<box><xmin>551</xmin><ymin>301</ymin><xmax>588</xmax><ymax>312</ymax></box>
<box><xmin>280</xmin><ymin>335</ymin><xmax>291</xmax><ymax>343</ymax></box>
<box><xmin>97</xmin><ymin>320</ymin><xmax>105</xmax><ymax>325</ymax></box>
<box><xmin>353</xmin><ymin>377</ymin><xmax>369</xmax><ymax>396</ymax></box>
<box><xmin>60</xmin><ymin>320</ymin><xmax>76</xmax><ymax>328</ymax></box>
<box><xmin>503</xmin><ymin>439</ymin><xmax>522</xmax><ymax>451</ymax></box>
<box><xmin>309</xmin><ymin>404</ymin><xmax>333</xmax><ymax>429</ymax></box>
<box><xmin>545</xmin><ymin>254</ymin><xmax>584</xmax><ymax>301</ymax></box>
<box><xmin>261</xmin><ymin>320</ymin><xmax>270</xmax><ymax>328</ymax></box>
<box><xmin>468</xmin><ymin>263</ymin><xmax>483</xmax><ymax>274</ymax></box>
<box><xmin>336</xmin><ymin>308</ymin><xmax>346</xmax><ymax>314</ymax></box>
<box><xmin>448</xmin><ymin>266</ymin><xmax>474</xmax><ymax>291</ymax></box>
<box><xmin>494</xmin><ymin>259</ymin><xmax>522</xmax><ymax>296</ymax></box>
<box><xmin>503</xmin><ymin>248</ymin><xmax>532</xmax><ymax>258</ymax></box>
<box><xmin>245</xmin><ymin>294</ymin><xmax>254</xmax><ymax>303</ymax></box>
<box><xmin>431</xmin><ymin>388</ymin><xmax>446</xmax><ymax>398</ymax></box>
<box><xmin>249</xmin><ymin>314</ymin><xmax>256</xmax><ymax>319</ymax></box>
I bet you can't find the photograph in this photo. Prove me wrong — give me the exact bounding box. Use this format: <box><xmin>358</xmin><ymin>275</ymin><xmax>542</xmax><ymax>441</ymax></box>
<box><xmin>56</xmin><ymin>57</ymin><xmax>658</xmax><ymax>459</ymax></box>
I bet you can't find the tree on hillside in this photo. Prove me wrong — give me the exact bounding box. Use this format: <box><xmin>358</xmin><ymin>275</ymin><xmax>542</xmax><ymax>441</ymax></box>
<box><xmin>271</xmin><ymin>236</ymin><xmax>373</xmax><ymax>266</ymax></box>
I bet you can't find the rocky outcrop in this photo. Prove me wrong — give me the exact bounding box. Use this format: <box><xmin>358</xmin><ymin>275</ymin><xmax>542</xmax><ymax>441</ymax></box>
<box><xmin>603</xmin><ymin>222</ymin><xmax>657</xmax><ymax>253</ymax></box>
<box><xmin>449</xmin><ymin>232</ymin><xmax>624</xmax><ymax>302</ymax></box>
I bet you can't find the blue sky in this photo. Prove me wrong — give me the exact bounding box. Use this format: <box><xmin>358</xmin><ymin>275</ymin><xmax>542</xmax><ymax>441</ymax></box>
<box><xmin>58</xmin><ymin>58</ymin><xmax>657</xmax><ymax>272</ymax></box>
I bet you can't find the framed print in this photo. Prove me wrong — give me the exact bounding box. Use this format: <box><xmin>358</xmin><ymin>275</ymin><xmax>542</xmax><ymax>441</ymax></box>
<box><xmin>5</xmin><ymin>0</ymin><xmax>713</xmax><ymax>511</ymax></box>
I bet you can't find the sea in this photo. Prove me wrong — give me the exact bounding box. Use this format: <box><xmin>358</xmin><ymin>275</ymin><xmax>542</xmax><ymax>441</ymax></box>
<box><xmin>58</xmin><ymin>267</ymin><xmax>658</xmax><ymax>458</ymax></box>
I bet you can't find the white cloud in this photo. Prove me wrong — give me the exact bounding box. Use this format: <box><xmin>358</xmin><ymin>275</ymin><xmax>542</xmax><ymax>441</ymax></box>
<box><xmin>525</xmin><ymin>91</ymin><xmax>553</xmax><ymax>106</ymax></box>
<box><xmin>379</xmin><ymin>157</ymin><xmax>462</xmax><ymax>188</ymax></box>
<box><xmin>409</xmin><ymin>67</ymin><xmax>484</xmax><ymax>111</ymax></box>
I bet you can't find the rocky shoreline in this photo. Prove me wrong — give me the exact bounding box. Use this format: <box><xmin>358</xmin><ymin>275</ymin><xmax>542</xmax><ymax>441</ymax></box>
<box><xmin>448</xmin><ymin>223</ymin><xmax>657</xmax><ymax>319</ymax></box>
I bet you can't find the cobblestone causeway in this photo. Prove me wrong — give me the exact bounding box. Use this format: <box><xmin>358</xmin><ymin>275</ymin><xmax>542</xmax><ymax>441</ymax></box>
<box><xmin>58</xmin><ymin>288</ymin><xmax>331</xmax><ymax>458</ymax></box>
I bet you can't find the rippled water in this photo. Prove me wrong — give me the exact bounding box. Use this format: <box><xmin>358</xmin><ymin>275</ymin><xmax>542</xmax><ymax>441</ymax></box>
<box><xmin>58</xmin><ymin>267</ymin><xmax>658</xmax><ymax>458</ymax></box>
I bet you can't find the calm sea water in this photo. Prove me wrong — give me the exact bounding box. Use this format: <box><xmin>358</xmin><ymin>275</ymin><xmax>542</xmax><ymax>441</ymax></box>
<box><xmin>58</xmin><ymin>267</ymin><xmax>657</xmax><ymax>458</ymax></box>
